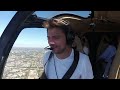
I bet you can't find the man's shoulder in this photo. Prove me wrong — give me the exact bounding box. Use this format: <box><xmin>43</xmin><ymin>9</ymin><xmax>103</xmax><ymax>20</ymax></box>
<box><xmin>45</xmin><ymin>50</ymin><xmax>52</xmax><ymax>54</ymax></box>
<box><xmin>74</xmin><ymin>49</ymin><xmax>89</xmax><ymax>59</ymax></box>
<box><xmin>44</xmin><ymin>50</ymin><xmax>52</xmax><ymax>58</ymax></box>
<box><xmin>43</xmin><ymin>50</ymin><xmax>52</xmax><ymax>62</ymax></box>
<box><xmin>79</xmin><ymin>52</ymin><xmax>90</xmax><ymax>63</ymax></box>
<box><xmin>79</xmin><ymin>52</ymin><xmax>89</xmax><ymax>58</ymax></box>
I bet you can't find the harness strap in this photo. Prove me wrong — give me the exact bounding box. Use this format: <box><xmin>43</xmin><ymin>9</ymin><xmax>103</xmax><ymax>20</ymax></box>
<box><xmin>40</xmin><ymin>49</ymin><xmax>79</xmax><ymax>79</ymax></box>
<box><xmin>62</xmin><ymin>50</ymin><xmax>79</xmax><ymax>79</ymax></box>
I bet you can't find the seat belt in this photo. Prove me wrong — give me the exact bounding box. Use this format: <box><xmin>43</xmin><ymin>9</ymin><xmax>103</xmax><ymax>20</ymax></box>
<box><xmin>62</xmin><ymin>50</ymin><xmax>79</xmax><ymax>79</ymax></box>
<box><xmin>40</xmin><ymin>49</ymin><xmax>79</xmax><ymax>79</ymax></box>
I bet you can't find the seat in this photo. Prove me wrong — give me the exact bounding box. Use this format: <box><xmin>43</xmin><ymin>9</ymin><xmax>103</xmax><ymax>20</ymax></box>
<box><xmin>72</xmin><ymin>35</ymin><xmax>83</xmax><ymax>52</ymax></box>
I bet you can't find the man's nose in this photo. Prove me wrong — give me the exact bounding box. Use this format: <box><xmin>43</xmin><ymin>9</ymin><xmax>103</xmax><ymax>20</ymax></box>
<box><xmin>48</xmin><ymin>38</ymin><xmax>55</xmax><ymax>45</ymax></box>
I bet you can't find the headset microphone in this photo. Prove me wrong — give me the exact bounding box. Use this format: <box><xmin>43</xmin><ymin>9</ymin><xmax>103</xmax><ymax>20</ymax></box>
<box><xmin>47</xmin><ymin>47</ymin><xmax>53</xmax><ymax>50</ymax></box>
<box><xmin>44</xmin><ymin>46</ymin><xmax>53</xmax><ymax>50</ymax></box>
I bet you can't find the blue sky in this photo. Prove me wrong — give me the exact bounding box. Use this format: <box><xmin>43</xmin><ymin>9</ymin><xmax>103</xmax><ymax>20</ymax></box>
<box><xmin>0</xmin><ymin>11</ymin><xmax>90</xmax><ymax>48</ymax></box>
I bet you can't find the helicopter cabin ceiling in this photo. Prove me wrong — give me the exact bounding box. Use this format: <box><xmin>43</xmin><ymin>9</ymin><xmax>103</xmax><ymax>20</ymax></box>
<box><xmin>52</xmin><ymin>11</ymin><xmax>120</xmax><ymax>33</ymax></box>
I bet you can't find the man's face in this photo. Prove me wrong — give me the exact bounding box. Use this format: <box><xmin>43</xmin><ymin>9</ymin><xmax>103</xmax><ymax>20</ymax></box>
<box><xmin>47</xmin><ymin>27</ymin><xmax>67</xmax><ymax>54</ymax></box>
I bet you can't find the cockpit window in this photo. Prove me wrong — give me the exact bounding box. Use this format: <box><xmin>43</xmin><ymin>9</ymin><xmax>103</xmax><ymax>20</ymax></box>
<box><xmin>34</xmin><ymin>11</ymin><xmax>91</xmax><ymax>19</ymax></box>
<box><xmin>0</xmin><ymin>11</ymin><xmax>17</xmax><ymax>37</ymax></box>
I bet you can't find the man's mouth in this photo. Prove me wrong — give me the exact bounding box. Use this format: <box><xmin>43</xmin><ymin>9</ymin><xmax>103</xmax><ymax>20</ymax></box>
<box><xmin>51</xmin><ymin>46</ymin><xmax>57</xmax><ymax>50</ymax></box>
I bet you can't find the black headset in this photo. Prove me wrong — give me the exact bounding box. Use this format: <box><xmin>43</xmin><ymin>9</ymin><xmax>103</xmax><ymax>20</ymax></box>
<box><xmin>44</xmin><ymin>18</ymin><xmax>75</xmax><ymax>47</ymax></box>
<box><xmin>66</xmin><ymin>27</ymin><xmax>75</xmax><ymax>47</ymax></box>
<box><xmin>57</xmin><ymin>19</ymin><xmax>75</xmax><ymax>47</ymax></box>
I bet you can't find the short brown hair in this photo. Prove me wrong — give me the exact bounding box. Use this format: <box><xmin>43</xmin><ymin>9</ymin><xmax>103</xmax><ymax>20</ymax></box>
<box><xmin>43</xmin><ymin>18</ymin><xmax>70</xmax><ymax>26</ymax></box>
<box><xmin>43</xmin><ymin>18</ymin><xmax>75</xmax><ymax>47</ymax></box>
<box><xmin>43</xmin><ymin>18</ymin><xmax>70</xmax><ymax>32</ymax></box>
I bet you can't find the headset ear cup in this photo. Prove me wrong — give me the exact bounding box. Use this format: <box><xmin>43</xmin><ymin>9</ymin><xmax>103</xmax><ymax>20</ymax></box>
<box><xmin>67</xmin><ymin>30</ymin><xmax>75</xmax><ymax>46</ymax></box>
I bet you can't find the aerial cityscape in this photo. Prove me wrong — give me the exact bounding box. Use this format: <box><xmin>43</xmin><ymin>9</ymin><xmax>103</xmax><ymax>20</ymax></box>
<box><xmin>2</xmin><ymin>47</ymin><xmax>46</xmax><ymax>79</ymax></box>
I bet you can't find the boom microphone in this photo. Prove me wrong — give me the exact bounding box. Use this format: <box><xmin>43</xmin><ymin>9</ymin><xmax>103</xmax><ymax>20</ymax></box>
<box><xmin>47</xmin><ymin>47</ymin><xmax>53</xmax><ymax>50</ymax></box>
<box><xmin>44</xmin><ymin>46</ymin><xmax>53</xmax><ymax>50</ymax></box>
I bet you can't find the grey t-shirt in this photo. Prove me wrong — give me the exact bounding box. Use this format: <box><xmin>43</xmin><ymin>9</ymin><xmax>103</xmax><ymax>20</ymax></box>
<box><xmin>43</xmin><ymin>49</ymin><xmax>94</xmax><ymax>79</ymax></box>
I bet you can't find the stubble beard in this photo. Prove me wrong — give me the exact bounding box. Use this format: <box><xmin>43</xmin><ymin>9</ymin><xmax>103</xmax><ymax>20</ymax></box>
<box><xmin>53</xmin><ymin>46</ymin><xmax>67</xmax><ymax>54</ymax></box>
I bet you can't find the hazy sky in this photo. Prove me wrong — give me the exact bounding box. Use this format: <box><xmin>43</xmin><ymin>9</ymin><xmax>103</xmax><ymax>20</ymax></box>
<box><xmin>0</xmin><ymin>11</ymin><xmax>90</xmax><ymax>48</ymax></box>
